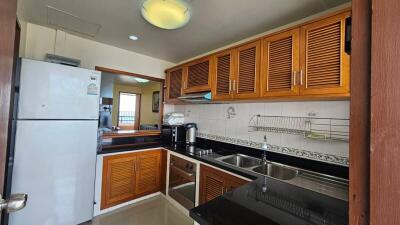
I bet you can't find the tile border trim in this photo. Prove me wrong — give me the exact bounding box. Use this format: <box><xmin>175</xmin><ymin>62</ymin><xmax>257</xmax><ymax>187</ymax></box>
<box><xmin>197</xmin><ymin>132</ymin><xmax>349</xmax><ymax>166</ymax></box>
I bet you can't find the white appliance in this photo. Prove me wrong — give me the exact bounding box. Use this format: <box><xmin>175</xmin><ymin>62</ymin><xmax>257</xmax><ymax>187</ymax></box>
<box><xmin>10</xmin><ymin>59</ymin><xmax>101</xmax><ymax>225</ymax></box>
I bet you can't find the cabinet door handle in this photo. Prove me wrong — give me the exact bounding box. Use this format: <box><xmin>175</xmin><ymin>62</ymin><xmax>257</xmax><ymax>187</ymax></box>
<box><xmin>134</xmin><ymin>162</ymin><xmax>137</xmax><ymax>172</ymax></box>
<box><xmin>300</xmin><ymin>70</ymin><xmax>304</xmax><ymax>86</ymax></box>
<box><xmin>292</xmin><ymin>71</ymin><xmax>297</xmax><ymax>87</ymax></box>
<box><xmin>229</xmin><ymin>79</ymin><xmax>232</xmax><ymax>93</ymax></box>
<box><xmin>221</xmin><ymin>186</ymin><xmax>225</xmax><ymax>194</ymax></box>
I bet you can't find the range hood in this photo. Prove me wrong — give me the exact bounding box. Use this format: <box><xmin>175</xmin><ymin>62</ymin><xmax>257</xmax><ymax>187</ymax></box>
<box><xmin>178</xmin><ymin>92</ymin><xmax>212</xmax><ymax>104</ymax></box>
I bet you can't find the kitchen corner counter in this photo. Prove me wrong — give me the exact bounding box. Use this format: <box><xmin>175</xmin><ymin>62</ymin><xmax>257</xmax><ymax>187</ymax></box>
<box><xmin>190</xmin><ymin>175</ymin><xmax>348</xmax><ymax>225</ymax></box>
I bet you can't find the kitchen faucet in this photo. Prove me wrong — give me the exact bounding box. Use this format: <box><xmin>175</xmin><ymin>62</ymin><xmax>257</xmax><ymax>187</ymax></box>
<box><xmin>261</xmin><ymin>135</ymin><xmax>268</xmax><ymax>165</ymax></box>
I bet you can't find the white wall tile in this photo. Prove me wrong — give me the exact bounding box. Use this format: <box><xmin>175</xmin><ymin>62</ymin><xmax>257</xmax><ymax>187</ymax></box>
<box><xmin>164</xmin><ymin>101</ymin><xmax>350</xmax><ymax>161</ymax></box>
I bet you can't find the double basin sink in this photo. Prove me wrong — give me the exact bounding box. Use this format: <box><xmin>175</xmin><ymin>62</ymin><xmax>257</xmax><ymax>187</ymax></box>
<box><xmin>216</xmin><ymin>154</ymin><xmax>299</xmax><ymax>180</ymax></box>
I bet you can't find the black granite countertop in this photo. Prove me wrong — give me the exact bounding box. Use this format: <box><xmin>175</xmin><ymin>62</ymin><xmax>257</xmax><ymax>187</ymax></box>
<box><xmin>190</xmin><ymin>176</ymin><xmax>348</xmax><ymax>225</ymax></box>
<box><xmin>98</xmin><ymin>139</ymin><xmax>348</xmax><ymax>225</ymax></box>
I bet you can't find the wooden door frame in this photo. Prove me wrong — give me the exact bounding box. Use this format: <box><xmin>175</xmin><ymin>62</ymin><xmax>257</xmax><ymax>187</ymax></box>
<box><xmin>0</xmin><ymin>0</ymin><xmax>18</xmax><ymax>199</ymax></box>
<box><xmin>370</xmin><ymin>0</ymin><xmax>400</xmax><ymax>225</ymax></box>
<box><xmin>95</xmin><ymin>66</ymin><xmax>165</xmax><ymax>130</ymax></box>
<box><xmin>349</xmin><ymin>1</ymin><xmax>371</xmax><ymax>225</ymax></box>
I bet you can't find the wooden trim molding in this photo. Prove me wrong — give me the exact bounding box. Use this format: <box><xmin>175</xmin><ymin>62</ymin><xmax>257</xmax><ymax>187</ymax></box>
<box><xmin>349</xmin><ymin>1</ymin><xmax>371</xmax><ymax>225</ymax></box>
<box><xmin>95</xmin><ymin>66</ymin><xmax>164</xmax><ymax>82</ymax></box>
<box><xmin>95</xmin><ymin>66</ymin><xmax>165</xmax><ymax>130</ymax></box>
<box><xmin>0</xmin><ymin>0</ymin><xmax>18</xmax><ymax>195</ymax></box>
<box><xmin>370</xmin><ymin>0</ymin><xmax>400</xmax><ymax>225</ymax></box>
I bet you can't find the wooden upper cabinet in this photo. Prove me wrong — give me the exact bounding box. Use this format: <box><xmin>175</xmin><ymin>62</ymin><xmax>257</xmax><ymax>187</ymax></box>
<box><xmin>101</xmin><ymin>153</ymin><xmax>136</xmax><ymax>209</ymax></box>
<box><xmin>164</xmin><ymin>10</ymin><xmax>351</xmax><ymax>102</ymax></box>
<box><xmin>234</xmin><ymin>41</ymin><xmax>261</xmax><ymax>98</ymax></box>
<box><xmin>300</xmin><ymin>11</ymin><xmax>350</xmax><ymax>96</ymax></box>
<box><xmin>261</xmin><ymin>28</ymin><xmax>300</xmax><ymax>97</ymax></box>
<box><xmin>165</xmin><ymin>67</ymin><xmax>183</xmax><ymax>103</ymax></box>
<box><xmin>183</xmin><ymin>57</ymin><xmax>212</xmax><ymax>94</ymax></box>
<box><xmin>135</xmin><ymin>151</ymin><xmax>161</xmax><ymax>196</ymax></box>
<box><xmin>212</xmin><ymin>49</ymin><xmax>235</xmax><ymax>100</ymax></box>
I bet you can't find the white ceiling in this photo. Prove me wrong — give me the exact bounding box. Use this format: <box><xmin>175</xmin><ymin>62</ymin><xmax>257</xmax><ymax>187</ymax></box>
<box><xmin>18</xmin><ymin>0</ymin><xmax>350</xmax><ymax>63</ymax></box>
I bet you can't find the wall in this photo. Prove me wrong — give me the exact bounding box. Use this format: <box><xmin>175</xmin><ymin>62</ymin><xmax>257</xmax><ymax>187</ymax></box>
<box><xmin>140</xmin><ymin>82</ymin><xmax>161</xmax><ymax>125</ymax></box>
<box><xmin>100</xmin><ymin>73</ymin><xmax>114</xmax><ymax>99</ymax></box>
<box><xmin>20</xmin><ymin>23</ymin><xmax>174</xmax><ymax>79</ymax></box>
<box><xmin>111</xmin><ymin>84</ymin><xmax>142</xmax><ymax>126</ymax></box>
<box><xmin>171</xmin><ymin>101</ymin><xmax>350</xmax><ymax>166</ymax></box>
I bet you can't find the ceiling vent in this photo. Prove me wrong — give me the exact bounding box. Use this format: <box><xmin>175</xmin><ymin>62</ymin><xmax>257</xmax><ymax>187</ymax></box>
<box><xmin>46</xmin><ymin>6</ymin><xmax>101</xmax><ymax>37</ymax></box>
<box><xmin>45</xmin><ymin>54</ymin><xmax>81</xmax><ymax>67</ymax></box>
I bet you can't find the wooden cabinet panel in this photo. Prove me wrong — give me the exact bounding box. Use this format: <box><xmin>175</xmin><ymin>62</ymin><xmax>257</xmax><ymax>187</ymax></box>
<box><xmin>160</xmin><ymin>149</ymin><xmax>167</xmax><ymax>194</ymax></box>
<box><xmin>183</xmin><ymin>57</ymin><xmax>212</xmax><ymax>94</ymax></box>
<box><xmin>225</xmin><ymin>175</ymin><xmax>249</xmax><ymax>192</ymax></box>
<box><xmin>300</xmin><ymin>11</ymin><xmax>350</xmax><ymax>96</ymax></box>
<box><xmin>199</xmin><ymin>165</ymin><xmax>225</xmax><ymax>204</ymax></box>
<box><xmin>165</xmin><ymin>67</ymin><xmax>183</xmax><ymax>103</ymax></box>
<box><xmin>135</xmin><ymin>151</ymin><xmax>161</xmax><ymax>196</ymax></box>
<box><xmin>199</xmin><ymin>164</ymin><xmax>249</xmax><ymax>204</ymax></box>
<box><xmin>212</xmin><ymin>50</ymin><xmax>235</xmax><ymax>100</ymax></box>
<box><xmin>261</xmin><ymin>28</ymin><xmax>300</xmax><ymax>97</ymax></box>
<box><xmin>101</xmin><ymin>150</ymin><xmax>162</xmax><ymax>210</ymax></box>
<box><xmin>101</xmin><ymin>153</ymin><xmax>136</xmax><ymax>209</ymax></box>
<box><xmin>234</xmin><ymin>41</ymin><xmax>261</xmax><ymax>98</ymax></box>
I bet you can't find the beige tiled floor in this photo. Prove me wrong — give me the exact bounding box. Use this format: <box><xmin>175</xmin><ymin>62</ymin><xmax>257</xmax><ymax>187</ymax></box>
<box><xmin>83</xmin><ymin>195</ymin><xmax>194</xmax><ymax>225</ymax></box>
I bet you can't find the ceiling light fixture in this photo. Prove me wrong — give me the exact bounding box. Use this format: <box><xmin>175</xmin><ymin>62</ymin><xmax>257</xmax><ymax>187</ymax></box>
<box><xmin>135</xmin><ymin>78</ymin><xmax>150</xmax><ymax>83</ymax></box>
<box><xmin>141</xmin><ymin>0</ymin><xmax>191</xmax><ymax>30</ymax></box>
<box><xmin>129</xmin><ymin>35</ymin><xmax>139</xmax><ymax>40</ymax></box>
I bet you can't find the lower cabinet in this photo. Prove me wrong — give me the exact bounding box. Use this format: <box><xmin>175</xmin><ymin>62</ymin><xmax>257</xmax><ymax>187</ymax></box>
<box><xmin>101</xmin><ymin>149</ymin><xmax>162</xmax><ymax>210</ymax></box>
<box><xmin>199</xmin><ymin>164</ymin><xmax>249</xmax><ymax>204</ymax></box>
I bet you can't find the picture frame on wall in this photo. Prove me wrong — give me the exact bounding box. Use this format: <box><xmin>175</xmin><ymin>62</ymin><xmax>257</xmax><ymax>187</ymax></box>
<box><xmin>152</xmin><ymin>91</ymin><xmax>160</xmax><ymax>112</ymax></box>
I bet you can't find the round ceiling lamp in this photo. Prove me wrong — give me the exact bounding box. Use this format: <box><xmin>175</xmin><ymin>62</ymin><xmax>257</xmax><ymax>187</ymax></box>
<box><xmin>141</xmin><ymin>0</ymin><xmax>191</xmax><ymax>30</ymax></box>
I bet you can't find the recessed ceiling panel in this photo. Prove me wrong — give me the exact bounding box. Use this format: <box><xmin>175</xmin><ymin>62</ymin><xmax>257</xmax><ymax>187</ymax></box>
<box><xmin>47</xmin><ymin>6</ymin><xmax>101</xmax><ymax>37</ymax></box>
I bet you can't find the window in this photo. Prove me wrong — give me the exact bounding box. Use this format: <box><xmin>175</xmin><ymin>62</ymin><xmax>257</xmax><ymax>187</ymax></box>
<box><xmin>118</xmin><ymin>92</ymin><xmax>140</xmax><ymax>129</ymax></box>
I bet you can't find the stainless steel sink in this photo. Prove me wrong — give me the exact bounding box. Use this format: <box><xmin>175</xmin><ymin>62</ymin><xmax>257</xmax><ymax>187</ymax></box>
<box><xmin>216</xmin><ymin>154</ymin><xmax>298</xmax><ymax>181</ymax></box>
<box><xmin>217</xmin><ymin>154</ymin><xmax>261</xmax><ymax>168</ymax></box>
<box><xmin>252</xmin><ymin>163</ymin><xmax>299</xmax><ymax>180</ymax></box>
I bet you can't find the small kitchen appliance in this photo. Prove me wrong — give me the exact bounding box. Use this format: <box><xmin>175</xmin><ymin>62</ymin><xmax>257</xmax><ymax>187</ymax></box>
<box><xmin>185</xmin><ymin>123</ymin><xmax>197</xmax><ymax>145</ymax></box>
<box><xmin>161</xmin><ymin>124</ymin><xmax>186</xmax><ymax>145</ymax></box>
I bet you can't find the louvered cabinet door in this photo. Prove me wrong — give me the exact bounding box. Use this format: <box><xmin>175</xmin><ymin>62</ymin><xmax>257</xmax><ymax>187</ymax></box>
<box><xmin>234</xmin><ymin>41</ymin><xmax>261</xmax><ymax>99</ymax></box>
<box><xmin>135</xmin><ymin>150</ymin><xmax>161</xmax><ymax>197</ymax></box>
<box><xmin>101</xmin><ymin>154</ymin><xmax>136</xmax><ymax>209</ymax></box>
<box><xmin>300</xmin><ymin>11</ymin><xmax>350</xmax><ymax>96</ymax></box>
<box><xmin>261</xmin><ymin>29</ymin><xmax>300</xmax><ymax>97</ymax></box>
<box><xmin>199</xmin><ymin>165</ymin><xmax>226</xmax><ymax>204</ymax></box>
<box><xmin>166</xmin><ymin>68</ymin><xmax>183</xmax><ymax>103</ymax></box>
<box><xmin>212</xmin><ymin>50</ymin><xmax>235</xmax><ymax>100</ymax></box>
<box><xmin>183</xmin><ymin>57</ymin><xmax>212</xmax><ymax>94</ymax></box>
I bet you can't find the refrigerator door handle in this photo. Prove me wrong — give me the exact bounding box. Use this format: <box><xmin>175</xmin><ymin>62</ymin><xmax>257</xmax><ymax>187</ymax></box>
<box><xmin>0</xmin><ymin>193</ymin><xmax>27</xmax><ymax>213</ymax></box>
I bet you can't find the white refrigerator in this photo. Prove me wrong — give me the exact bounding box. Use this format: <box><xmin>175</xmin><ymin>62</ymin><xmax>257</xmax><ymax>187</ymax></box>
<box><xmin>10</xmin><ymin>59</ymin><xmax>101</xmax><ymax>225</ymax></box>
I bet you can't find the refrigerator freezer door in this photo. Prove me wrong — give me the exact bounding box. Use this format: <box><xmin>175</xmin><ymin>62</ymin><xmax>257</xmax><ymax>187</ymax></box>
<box><xmin>18</xmin><ymin>59</ymin><xmax>101</xmax><ymax>120</ymax></box>
<box><xmin>10</xmin><ymin>120</ymin><xmax>98</xmax><ymax>225</ymax></box>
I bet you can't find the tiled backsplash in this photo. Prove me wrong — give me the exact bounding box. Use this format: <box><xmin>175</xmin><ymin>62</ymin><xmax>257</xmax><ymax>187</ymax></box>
<box><xmin>165</xmin><ymin>101</ymin><xmax>349</xmax><ymax>166</ymax></box>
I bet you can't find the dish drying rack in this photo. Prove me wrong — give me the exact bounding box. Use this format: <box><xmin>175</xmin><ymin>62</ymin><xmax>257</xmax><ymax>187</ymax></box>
<box><xmin>248</xmin><ymin>115</ymin><xmax>349</xmax><ymax>142</ymax></box>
